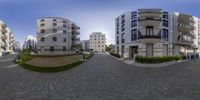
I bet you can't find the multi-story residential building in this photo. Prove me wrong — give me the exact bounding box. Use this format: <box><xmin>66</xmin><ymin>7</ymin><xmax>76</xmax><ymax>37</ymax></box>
<box><xmin>89</xmin><ymin>32</ymin><xmax>106</xmax><ymax>52</ymax></box>
<box><xmin>80</xmin><ymin>40</ymin><xmax>90</xmax><ymax>51</ymax></box>
<box><xmin>13</xmin><ymin>41</ymin><xmax>21</xmax><ymax>52</ymax></box>
<box><xmin>22</xmin><ymin>35</ymin><xmax>37</xmax><ymax>51</ymax></box>
<box><xmin>0</xmin><ymin>20</ymin><xmax>14</xmax><ymax>56</ymax></box>
<box><xmin>115</xmin><ymin>9</ymin><xmax>200</xmax><ymax>59</ymax></box>
<box><xmin>36</xmin><ymin>17</ymin><xmax>80</xmax><ymax>55</ymax></box>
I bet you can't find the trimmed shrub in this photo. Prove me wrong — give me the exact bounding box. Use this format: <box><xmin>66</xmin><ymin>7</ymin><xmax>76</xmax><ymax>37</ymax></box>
<box><xmin>135</xmin><ymin>55</ymin><xmax>186</xmax><ymax>64</ymax></box>
<box><xmin>110</xmin><ymin>52</ymin><xmax>121</xmax><ymax>58</ymax></box>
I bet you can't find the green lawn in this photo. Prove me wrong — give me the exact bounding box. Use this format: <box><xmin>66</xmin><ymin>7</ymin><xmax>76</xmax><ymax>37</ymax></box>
<box><xmin>15</xmin><ymin>53</ymin><xmax>93</xmax><ymax>73</ymax></box>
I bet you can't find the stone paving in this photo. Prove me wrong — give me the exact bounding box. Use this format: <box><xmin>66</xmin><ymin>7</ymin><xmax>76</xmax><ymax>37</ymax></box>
<box><xmin>0</xmin><ymin>54</ymin><xmax>200</xmax><ymax>100</ymax></box>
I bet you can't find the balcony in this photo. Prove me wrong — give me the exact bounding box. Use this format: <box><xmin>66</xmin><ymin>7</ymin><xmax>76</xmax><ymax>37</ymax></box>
<box><xmin>1</xmin><ymin>34</ymin><xmax>7</xmax><ymax>40</ymax></box>
<box><xmin>178</xmin><ymin>13</ymin><xmax>195</xmax><ymax>24</ymax></box>
<box><xmin>137</xmin><ymin>29</ymin><xmax>161</xmax><ymax>43</ymax></box>
<box><xmin>72</xmin><ymin>30</ymin><xmax>80</xmax><ymax>35</ymax></box>
<box><xmin>138</xmin><ymin>9</ymin><xmax>162</xmax><ymax>18</ymax></box>
<box><xmin>178</xmin><ymin>23</ymin><xmax>195</xmax><ymax>34</ymax></box>
<box><xmin>1</xmin><ymin>43</ymin><xmax>7</xmax><ymax>48</ymax></box>
<box><xmin>178</xmin><ymin>35</ymin><xmax>194</xmax><ymax>45</ymax></box>
<box><xmin>138</xmin><ymin>17</ymin><xmax>161</xmax><ymax>26</ymax></box>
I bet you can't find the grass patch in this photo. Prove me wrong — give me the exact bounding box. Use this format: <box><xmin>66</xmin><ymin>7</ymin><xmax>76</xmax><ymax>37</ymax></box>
<box><xmin>15</xmin><ymin>54</ymin><xmax>94</xmax><ymax>73</ymax></box>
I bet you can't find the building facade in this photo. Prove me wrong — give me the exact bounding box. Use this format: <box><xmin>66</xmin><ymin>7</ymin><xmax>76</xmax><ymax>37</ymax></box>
<box><xmin>36</xmin><ymin>17</ymin><xmax>80</xmax><ymax>55</ymax></box>
<box><xmin>13</xmin><ymin>41</ymin><xmax>21</xmax><ymax>52</ymax></box>
<box><xmin>81</xmin><ymin>40</ymin><xmax>90</xmax><ymax>51</ymax></box>
<box><xmin>22</xmin><ymin>35</ymin><xmax>37</xmax><ymax>51</ymax></box>
<box><xmin>0</xmin><ymin>20</ymin><xmax>14</xmax><ymax>56</ymax></box>
<box><xmin>115</xmin><ymin>9</ymin><xmax>200</xmax><ymax>59</ymax></box>
<box><xmin>89</xmin><ymin>32</ymin><xmax>106</xmax><ymax>52</ymax></box>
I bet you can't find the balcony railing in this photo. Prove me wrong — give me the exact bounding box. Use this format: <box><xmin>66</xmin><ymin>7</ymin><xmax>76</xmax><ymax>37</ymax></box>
<box><xmin>138</xmin><ymin>17</ymin><xmax>161</xmax><ymax>21</ymax></box>
<box><xmin>138</xmin><ymin>29</ymin><xmax>161</xmax><ymax>39</ymax></box>
<box><xmin>138</xmin><ymin>35</ymin><xmax>161</xmax><ymax>39</ymax></box>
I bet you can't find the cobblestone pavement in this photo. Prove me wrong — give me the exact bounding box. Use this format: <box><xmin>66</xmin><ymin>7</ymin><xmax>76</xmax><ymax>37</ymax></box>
<box><xmin>0</xmin><ymin>54</ymin><xmax>200</xmax><ymax>100</ymax></box>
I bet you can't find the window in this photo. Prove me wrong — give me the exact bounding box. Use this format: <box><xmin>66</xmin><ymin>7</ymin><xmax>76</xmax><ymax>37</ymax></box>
<box><xmin>63</xmin><ymin>47</ymin><xmax>66</xmax><ymax>51</ymax></box>
<box><xmin>131</xmin><ymin>12</ymin><xmax>137</xmax><ymax>19</ymax></box>
<box><xmin>121</xmin><ymin>33</ymin><xmax>125</xmax><ymax>43</ymax></box>
<box><xmin>50</xmin><ymin>46</ymin><xmax>54</xmax><ymax>52</ymax></box>
<box><xmin>121</xmin><ymin>24</ymin><xmax>125</xmax><ymax>32</ymax></box>
<box><xmin>53</xmin><ymin>29</ymin><xmax>57</xmax><ymax>33</ymax></box>
<box><xmin>41</xmin><ymin>37</ymin><xmax>45</xmax><ymax>42</ymax></box>
<box><xmin>53</xmin><ymin>19</ymin><xmax>57</xmax><ymax>21</ymax></box>
<box><xmin>63</xmin><ymin>30</ymin><xmax>67</xmax><ymax>34</ymax></box>
<box><xmin>53</xmin><ymin>23</ymin><xmax>57</xmax><ymax>26</ymax></box>
<box><xmin>163</xmin><ymin>20</ymin><xmax>168</xmax><ymax>27</ymax></box>
<box><xmin>131</xmin><ymin>20</ymin><xmax>137</xmax><ymax>27</ymax></box>
<box><xmin>163</xmin><ymin>29</ymin><xmax>168</xmax><ymax>41</ymax></box>
<box><xmin>53</xmin><ymin>37</ymin><xmax>57</xmax><ymax>41</ymax></box>
<box><xmin>102</xmin><ymin>45</ymin><xmax>104</xmax><ymax>47</ymax></box>
<box><xmin>40</xmin><ymin>19</ymin><xmax>44</xmax><ymax>22</ymax></box>
<box><xmin>40</xmin><ymin>29</ymin><xmax>45</xmax><ymax>33</ymax></box>
<box><xmin>163</xmin><ymin>15</ymin><xmax>168</xmax><ymax>19</ymax></box>
<box><xmin>40</xmin><ymin>23</ymin><xmax>45</xmax><ymax>27</ymax></box>
<box><xmin>117</xmin><ymin>36</ymin><xmax>119</xmax><ymax>44</ymax></box>
<box><xmin>117</xmin><ymin>28</ymin><xmax>119</xmax><ymax>34</ymax></box>
<box><xmin>63</xmin><ymin>21</ymin><xmax>66</xmax><ymax>23</ymax></box>
<box><xmin>63</xmin><ymin>24</ymin><xmax>66</xmax><ymax>28</ymax></box>
<box><xmin>146</xmin><ymin>26</ymin><xmax>154</xmax><ymax>35</ymax></box>
<box><xmin>63</xmin><ymin>38</ymin><xmax>66</xmax><ymax>42</ymax></box>
<box><xmin>131</xmin><ymin>29</ymin><xmax>137</xmax><ymax>41</ymax></box>
<box><xmin>116</xmin><ymin>18</ymin><xmax>119</xmax><ymax>27</ymax></box>
<box><xmin>121</xmin><ymin>15</ymin><xmax>125</xmax><ymax>24</ymax></box>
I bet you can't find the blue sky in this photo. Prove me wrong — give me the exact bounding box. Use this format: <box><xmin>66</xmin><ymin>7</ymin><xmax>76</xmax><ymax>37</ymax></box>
<box><xmin>0</xmin><ymin>0</ymin><xmax>199</xmax><ymax>44</ymax></box>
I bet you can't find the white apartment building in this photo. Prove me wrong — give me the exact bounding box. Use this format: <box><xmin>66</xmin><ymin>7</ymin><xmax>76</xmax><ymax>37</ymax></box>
<box><xmin>115</xmin><ymin>9</ymin><xmax>200</xmax><ymax>59</ymax></box>
<box><xmin>13</xmin><ymin>41</ymin><xmax>21</xmax><ymax>52</ymax></box>
<box><xmin>80</xmin><ymin>40</ymin><xmax>90</xmax><ymax>51</ymax></box>
<box><xmin>89</xmin><ymin>32</ymin><xmax>106</xmax><ymax>52</ymax></box>
<box><xmin>0</xmin><ymin>20</ymin><xmax>14</xmax><ymax>56</ymax></box>
<box><xmin>22</xmin><ymin>35</ymin><xmax>37</xmax><ymax>51</ymax></box>
<box><xmin>36</xmin><ymin>17</ymin><xmax>80</xmax><ymax>55</ymax></box>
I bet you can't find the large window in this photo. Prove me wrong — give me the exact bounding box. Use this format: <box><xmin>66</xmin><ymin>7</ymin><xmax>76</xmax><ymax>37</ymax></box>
<box><xmin>121</xmin><ymin>33</ymin><xmax>125</xmax><ymax>43</ymax></box>
<box><xmin>163</xmin><ymin>20</ymin><xmax>168</xmax><ymax>27</ymax></box>
<box><xmin>117</xmin><ymin>36</ymin><xmax>119</xmax><ymax>44</ymax></box>
<box><xmin>63</xmin><ymin>47</ymin><xmax>66</xmax><ymax>51</ymax></box>
<box><xmin>163</xmin><ymin>15</ymin><xmax>168</xmax><ymax>19</ymax></box>
<box><xmin>53</xmin><ymin>37</ymin><xmax>57</xmax><ymax>42</ymax></box>
<box><xmin>41</xmin><ymin>37</ymin><xmax>45</xmax><ymax>42</ymax></box>
<box><xmin>63</xmin><ymin>30</ymin><xmax>66</xmax><ymax>34</ymax></box>
<box><xmin>53</xmin><ymin>19</ymin><xmax>57</xmax><ymax>21</ymax></box>
<box><xmin>121</xmin><ymin>15</ymin><xmax>125</xmax><ymax>24</ymax></box>
<box><xmin>131</xmin><ymin>20</ymin><xmax>137</xmax><ymax>27</ymax></box>
<box><xmin>53</xmin><ymin>29</ymin><xmax>57</xmax><ymax>33</ymax></box>
<box><xmin>40</xmin><ymin>29</ymin><xmax>45</xmax><ymax>33</ymax></box>
<box><xmin>131</xmin><ymin>29</ymin><xmax>137</xmax><ymax>41</ymax></box>
<box><xmin>117</xmin><ymin>28</ymin><xmax>119</xmax><ymax>34</ymax></box>
<box><xmin>50</xmin><ymin>46</ymin><xmax>54</xmax><ymax>52</ymax></box>
<box><xmin>40</xmin><ymin>23</ymin><xmax>45</xmax><ymax>27</ymax></box>
<box><xmin>131</xmin><ymin>12</ymin><xmax>137</xmax><ymax>19</ymax></box>
<box><xmin>163</xmin><ymin>29</ymin><xmax>168</xmax><ymax>41</ymax></box>
<box><xmin>63</xmin><ymin>38</ymin><xmax>66</xmax><ymax>42</ymax></box>
<box><xmin>53</xmin><ymin>23</ymin><xmax>57</xmax><ymax>26</ymax></box>
<box><xmin>121</xmin><ymin>24</ymin><xmax>125</xmax><ymax>32</ymax></box>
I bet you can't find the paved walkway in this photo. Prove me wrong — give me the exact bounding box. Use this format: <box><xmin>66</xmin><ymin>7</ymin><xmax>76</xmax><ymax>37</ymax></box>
<box><xmin>0</xmin><ymin>54</ymin><xmax>200</xmax><ymax>100</ymax></box>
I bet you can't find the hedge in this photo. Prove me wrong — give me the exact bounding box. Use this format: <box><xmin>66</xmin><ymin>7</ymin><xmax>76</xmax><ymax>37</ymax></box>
<box><xmin>110</xmin><ymin>52</ymin><xmax>121</xmax><ymax>58</ymax></box>
<box><xmin>135</xmin><ymin>55</ymin><xmax>186</xmax><ymax>64</ymax></box>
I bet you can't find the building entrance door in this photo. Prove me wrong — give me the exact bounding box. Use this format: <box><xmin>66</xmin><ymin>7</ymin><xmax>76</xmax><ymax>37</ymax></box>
<box><xmin>146</xmin><ymin>43</ymin><xmax>153</xmax><ymax>57</ymax></box>
<box><xmin>130</xmin><ymin>46</ymin><xmax>138</xmax><ymax>59</ymax></box>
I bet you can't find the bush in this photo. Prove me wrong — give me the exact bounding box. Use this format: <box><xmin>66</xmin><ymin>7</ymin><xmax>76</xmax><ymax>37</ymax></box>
<box><xmin>110</xmin><ymin>52</ymin><xmax>121</xmax><ymax>58</ymax></box>
<box><xmin>135</xmin><ymin>55</ymin><xmax>186</xmax><ymax>64</ymax></box>
<box><xmin>17</xmin><ymin>51</ymin><xmax>34</xmax><ymax>62</ymax></box>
